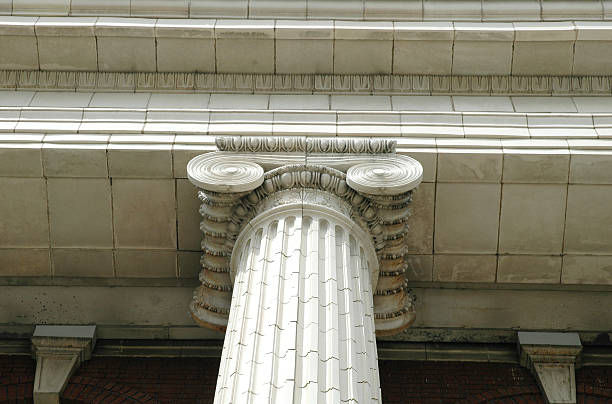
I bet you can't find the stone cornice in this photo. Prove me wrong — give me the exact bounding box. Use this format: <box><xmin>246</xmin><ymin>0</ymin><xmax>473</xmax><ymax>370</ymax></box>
<box><xmin>2</xmin><ymin>18</ymin><xmax>612</xmax><ymax>77</ymax></box>
<box><xmin>1</xmin><ymin>0</ymin><xmax>610</xmax><ymax>22</ymax></box>
<box><xmin>2</xmin><ymin>71</ymin><xmax>612</xmax><ymax>95</ymax></box>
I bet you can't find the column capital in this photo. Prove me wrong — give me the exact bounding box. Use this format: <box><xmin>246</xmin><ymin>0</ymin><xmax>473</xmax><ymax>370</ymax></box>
<box><xmin>187</xmin><ymin>136</ymin><xmax>423</xmax><ymax>336</ymax></box>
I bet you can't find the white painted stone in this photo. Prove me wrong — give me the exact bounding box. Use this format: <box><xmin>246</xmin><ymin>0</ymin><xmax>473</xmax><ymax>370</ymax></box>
<box><xmin>499</xmin><ymin>184</ymin><xmax>567</xmax><ymax>254</ymax></box>
<box><xmin>269</xmin><ymin>95</ymin><xmax>329</xmax><ymax>110</ymax></box>
<box><xmin>453</xmin><ymin>96</ymin><xmax>514</xmax><ymax>112</ymax></box>
<box><xmin>573</xmin><ymin>97</ymin><xmax>612</xmax><ymax>113</ymax></box>
<box><xmin>434</xmin><ymin>183</ymin><xmax>501</xmax><ymax>254</ymax></box>
<box><xmin>401</xmin><ymin>113</ymin><xmax>463</xmax><ymax>137</ymax></box>
<box><xmin>216</xmin><ymin>205</ymin><xmax>381</xmax><ymax>404</ymax></box>
<box><xmin>209</xmin><ymin>93</ymin><xmax>268</xmax><ymax>109</ymax></box>
<box><xmin>512</xmin><ymin>97</ymin><xmax>577</xmax><ymax>113</ymax></box>
<box><xmin>392</xmin><ymin>96</ymin><xmax>453</xmax><ymax>111</ymax></box>
<box><xmin>47</xmin><ymin>178</ymin><xmax>113</xmax><ymax>248</ymax></box>
<box><xmin>331</xmin><ymin>95</ymin><xmax>391</xmax><ymax>110</ymax></box>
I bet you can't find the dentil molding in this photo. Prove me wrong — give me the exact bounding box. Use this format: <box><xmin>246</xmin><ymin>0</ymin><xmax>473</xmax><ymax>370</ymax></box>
<box><xmin>2</xmin><ymin>70</ymin><xmax>612</xmax><ymax>95</ymax></box>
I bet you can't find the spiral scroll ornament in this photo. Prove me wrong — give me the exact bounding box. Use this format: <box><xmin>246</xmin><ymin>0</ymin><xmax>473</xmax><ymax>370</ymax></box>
<box><xmin>346</xmin><ymin>159</ymin><xmax>422</xmax><ymax>195</ymax></box>
<box><xmin>187</xmin><ymin>155</ymin><xmax>264</xmax><ymax>193</ymax></box>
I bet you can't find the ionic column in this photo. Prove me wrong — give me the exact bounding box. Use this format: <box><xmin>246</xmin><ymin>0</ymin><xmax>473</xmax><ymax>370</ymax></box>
<box><xmin>186</xmin><ymin>137</ymin><xmax>423</xmax><ymax>404</ymax></box>
<box><xmin>216</xmin><ymin>201</ymin><xmax>380</xmax><ymax>404</ymax></box>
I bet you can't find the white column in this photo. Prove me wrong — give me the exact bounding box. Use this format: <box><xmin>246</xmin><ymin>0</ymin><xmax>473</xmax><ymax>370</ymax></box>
<box><xmin>215</xmin><ymin>203</ymin><xmax>381</xmax><ymax>404</ymax></box>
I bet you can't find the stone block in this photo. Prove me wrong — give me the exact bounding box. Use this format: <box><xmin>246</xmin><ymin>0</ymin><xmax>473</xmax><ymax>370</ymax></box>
<box><xmin>497</xmin><ymin>255</ymin><xmax>562</xmax><ymax>284</ymax></box>
<box><xmin>0</xmin><ymin>36</ymin><xmax>38</xmax><ymax>70</ymax></box>
<box><xmin>433</xmin><ymin>254</ymin><xmax>497</xmax><ymax>282</ymax></box>
<box><xmin>0</xmin><ymin>145</ymin><xmax>42</xmax><ymax>177</ymax></box>
<box><xmin>562</xmin><ymin>255</ymin><xmax>612</xmax><ymax>285</ymax></box>
<box><xmin>512</xmin><ymin>42</ymin><xmax>575</xmax><ymax>76</ymax></box>
<box><xmin>37</xmin><ymin>36</ymin><xmax>97</xmax><ymax>71</ymax></box>
<box><xmin>452</xmin><ymin>41</ymin><xmax>512</xmax><ymax>75</ymax></box>
<box><xmin>0</xmin><ymin>249</ymin><xmax>50</xmax><ymax>276</ymax></box>
<box><xmin>156</xmin><ymin>38</ymin><xmax>215</xmax><ymax>72</ymax></box>
<box><xmin>405</xmin><ymin>255</ymin><xmax>433</xmax><ymax>282</ymax></box>
<box><xmin>176</xmin><ymin>179</ymin><xmax>202</xmax><ymax>251</ymax></box>
<box><xmin>178</xmin><ymin>251</ymin><xmax>201</xmax><ymax>278</ymax></box>
<box><xmin>334</xmin><ymin>39</ymin><xmax>392</xmax><ymax>74</ymax></box>
<box><xmin>573</xmin><ymin>41</ymin><xmax>612</xmax><ymax>75</ymax></box>
<box><xmin>0</xmin><ymin>178</ymin><xmax>49</xmax><ymax>248</ymax></box>
<box><xmin>452</xmin><ymin>96</ymin><xmax>514</xmax><ymax>112</ymax></box>
<box><xmin>52</xmin><ymin>249</ymin><xmax>114</xmax><ymax>277</ymax></box>
<box><xmin>434</xmin><ymin>183</ymin><xmax>501</xmax><ymax>254</ymax></box>
<box><xmin>97</xmin><ymin>37</ymin><xmax>156</xmax><ymax>72</ymax></box>
<box><xmin>405</xmin><ymin>183</ymin><xmax>434</xmax><ymax>254</ymax></box>
<box><xmin>502</xmin><ymin>151</ymin><xmax>570</xmax><ymax>183</ymax></box>
<box><xmin>47</xmin><ymin>178</ymin><xmax>113</xmax><ymax>248</ymax></box>
<box><xmin>393</xmin><ymin>40</ymin><xmax>452</xmax><ymax>75</ymax></box>
<box><xmin>569</xmin><ymin>151</ymin><xmax>612</xmax><ymax>184</ymax></box>
<box><xmin>107</xmin><ymin>146</ymin><xmax>173</xmax><ymax>178</ymax></box>
<box><xmin>42</xmin><ymin>145</ymin><xmax>108</xmax><ymax>178</ymax></box>
<box><xmin>115</xmin><ymin>249</ymin><xmax>177</xmax><ymax>278</ymax></box>
<box><xmin>437</xmin><ymin>150</ymin><xmax>503</xmax><ymax>183</ymax></box>
<box><xmin>215</xmin><ymin>20</ymin><xmax>275</xmax><ymax>74</ymax></box>
<box><xmin>112</xmin><ymin>179</ymin><xmax>177</xmax><ymax>249</ymax></box>
<box><xmin>564</xmin><ymin>185</ymin><xmax>612</xmax><ymax>254</ymax></box>
<box><xmin>499</xmin><ymin>184</ymin><xmax>567</xmax><ymax>254</ymax></box>
<box><xmin>392</xmin><ymin>96</ymin><xmax>453</xmax><ymax>111</ymax></box>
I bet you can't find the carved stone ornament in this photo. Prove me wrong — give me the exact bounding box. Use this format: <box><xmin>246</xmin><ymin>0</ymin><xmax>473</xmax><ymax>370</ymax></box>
<box><xmin>187</xmin><ymin>136</ymin><xmax>423</xmax><ymax>337</ymax></box>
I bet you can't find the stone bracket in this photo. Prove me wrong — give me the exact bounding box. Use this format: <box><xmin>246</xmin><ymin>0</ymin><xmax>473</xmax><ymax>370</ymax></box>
<box><xmin>518</xmin><ymin>332</ymin><xmax>582</xmax><ymax>404</ymax></box>
<box><xmin>31</xmin><ymin>325</ymin><xmax>97</xmax><ymax>404</ymax></box>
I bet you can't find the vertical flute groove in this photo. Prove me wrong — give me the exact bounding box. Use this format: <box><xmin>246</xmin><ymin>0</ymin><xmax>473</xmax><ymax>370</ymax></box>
<box><xmin>216</xmin><ymin>210</ymin><xmax>380</xmax><ymax>404</ymax></box>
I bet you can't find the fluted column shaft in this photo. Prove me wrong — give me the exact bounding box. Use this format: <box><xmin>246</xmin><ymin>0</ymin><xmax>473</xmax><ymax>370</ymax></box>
<box><xmin>215</xmin><ymin>203</ymin><xmax>380</xmax><ymax>404</ymax></box>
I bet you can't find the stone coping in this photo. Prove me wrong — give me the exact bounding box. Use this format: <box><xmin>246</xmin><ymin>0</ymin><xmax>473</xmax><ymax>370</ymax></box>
<box><xmin>0</xmin><ymin>0</ymin><xmax>610</xmax><ymax>22</ymax></box>
<box><xmin>2</xmin><ymin>18</ymin><xmax>612</xmax><ymax>76</ymax></box>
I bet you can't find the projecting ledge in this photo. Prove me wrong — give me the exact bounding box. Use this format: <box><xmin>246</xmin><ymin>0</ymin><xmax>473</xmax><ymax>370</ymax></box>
<box><xmin>518</xmin><ymin>331</ymin><xmax>582</xmax><ymax>404</ymax></box>
<box><xmin>30</xmin><ymin>325</ymin><xmax>96</xmax><ymax>404</ymax></box>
